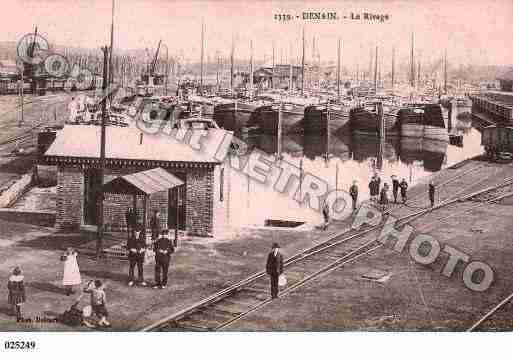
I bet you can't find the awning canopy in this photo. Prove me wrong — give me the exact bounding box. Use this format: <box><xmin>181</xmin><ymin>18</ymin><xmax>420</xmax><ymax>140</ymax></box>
<box><xmin>103</xmin><ymin>167</ymin><xmax>184</xmax><ymax>196</ymax></box>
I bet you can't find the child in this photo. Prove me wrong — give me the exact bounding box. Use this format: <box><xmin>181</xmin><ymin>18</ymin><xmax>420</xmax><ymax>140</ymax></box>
<box><xmin>7</xmin><ymin>266</ymin><xmax>26</xmax><ymax>320</ymax></box>
<box><xmin>83</xmin><ymin>279</ymin><xmax>110</xmax><ymax>327</ymax></box>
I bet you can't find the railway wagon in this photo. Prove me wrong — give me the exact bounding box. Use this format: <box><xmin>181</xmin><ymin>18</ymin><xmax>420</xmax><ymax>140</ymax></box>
<box><xmin>481</xmin><ymin>125</ymin><xmax>513</xmax><ymax>160</ymax></box>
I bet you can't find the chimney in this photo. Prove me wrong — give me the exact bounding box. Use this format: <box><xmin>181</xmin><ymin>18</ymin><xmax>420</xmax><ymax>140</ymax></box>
<box><xmin>139</xmin><ymin>132</ymin><xmax>143</xmax><ymax>145</ymax></box>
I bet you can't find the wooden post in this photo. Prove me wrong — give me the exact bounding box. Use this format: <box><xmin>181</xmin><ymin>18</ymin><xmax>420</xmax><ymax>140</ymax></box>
<box><xmin>377</xmin><ymin>102</ymin><xmax>384</xmax><ymax>140</ymax></box>
<box><xmin>448</xmin><ymin>100</ymin><xmax>453</xmax><ymax>131</ymax></box>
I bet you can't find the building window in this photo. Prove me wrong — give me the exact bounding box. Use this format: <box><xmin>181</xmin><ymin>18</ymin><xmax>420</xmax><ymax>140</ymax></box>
<box><xmin>220</xmin><ymin>168</ymin><xmax>224</xmax><ymax>202</ymax></box>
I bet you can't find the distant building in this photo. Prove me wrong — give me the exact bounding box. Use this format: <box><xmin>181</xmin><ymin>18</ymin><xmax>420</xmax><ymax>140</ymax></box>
<box><xmin>251</xmin><ymin>65</ymin><xmax>302</xmax><ymax>90</ymax></box>
<box><xmin>497</xmin><ymin>69</ymin><xmax>513</xmax><ymax>92</ymax></box>
<box><xmin>43</xmin><ymin>125</ymin><xmax>232</xmax><ymax>237</ymax></box>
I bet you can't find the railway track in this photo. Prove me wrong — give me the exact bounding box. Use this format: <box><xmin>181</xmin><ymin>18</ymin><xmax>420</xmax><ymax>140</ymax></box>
<box><xmin>142</xmin><ymin>168</ymin><xmax>513</xmax><ymax>332</ymax></box>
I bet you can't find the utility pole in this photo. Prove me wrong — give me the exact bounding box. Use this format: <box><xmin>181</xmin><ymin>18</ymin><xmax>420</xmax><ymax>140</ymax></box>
<box><xmin>108</xmin><ymin>0</ymin><xmax>115</xmax><ymax>101</ymax></box>
<box><xmin>96</xmin><ymin>45</ymin><xmax>109</xmax><ymax>260</ymax></box>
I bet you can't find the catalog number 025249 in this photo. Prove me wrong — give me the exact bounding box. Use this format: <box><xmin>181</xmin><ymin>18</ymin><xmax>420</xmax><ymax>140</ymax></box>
<box><xmin>4</xmin><ymin>341</ymin><xmax>36</xmax><ymax>350</ymax></box>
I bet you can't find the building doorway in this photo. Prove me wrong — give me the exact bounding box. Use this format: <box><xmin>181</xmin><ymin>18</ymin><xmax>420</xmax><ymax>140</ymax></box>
<box><xmin>168</xmin><ymin>185</ymin><xmax>185</xmax><ymax>230</ymax></box>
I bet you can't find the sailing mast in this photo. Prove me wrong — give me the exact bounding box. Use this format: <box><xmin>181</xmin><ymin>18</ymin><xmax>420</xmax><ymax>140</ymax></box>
<box><xmin>108</xmin><ymin>0</ymin><xmax>115</xmax><ymax>98</ymax></box>
<box><xmin>216</xmin><ymin>52</ymin><xmax>220</xmax><ymax>91</ymax></box>
<box><xmin>391</xmin><ymin>46</ymin><xmax>395</xmax><ymax>89</ymax></box>
<box><xmin>336</xmin><ymin>37</ymin><xmax>341</xmax><ymax>101</ymax></box>
<box><xmin>288</xmin><ymin>42</ymin><xmax>293</xmax><ymax>96</ymax></box>
<box><xmin>373</xmin><ymin>45</ymin><xmax>378</xmax><ymax>94</ymax></box>
<box><xmin>410</xmin><ymin>32</ymin><xmax>415</xmax><ymax>88</ymax></box>
<box><xmin>272</xmin><ymin>41</ymin><xmax>275</xmax><ymax>90</ymax></box>
<box><xmin>200</xmin><ymin>20</ymin><xmax>205</xmax><ymax>95</ymax></box>
<box><xmin>444</xmin><ymin>49</ymin><xmax>447</xmax><ymax>94</ymax></box>
<box><xmin>249</xmin><ymin>40</ymin><xmax>253</xmax><ymax>101</ymax></box>
<box><xmin>230</xmin><ymin>34</ymin><xmax>234</xmax><ymax>97</ymax></box>
<box><xmin>301</xmin><ymin>28</ymin><xmax>305</xmax><ymax>96</ymax></box>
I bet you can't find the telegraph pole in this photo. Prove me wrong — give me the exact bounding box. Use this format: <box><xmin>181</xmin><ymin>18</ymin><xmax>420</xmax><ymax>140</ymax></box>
<box><xmin>96</xmin><ymin>45</ymin><xmax>109</xmax><ymax>259</ymax></box>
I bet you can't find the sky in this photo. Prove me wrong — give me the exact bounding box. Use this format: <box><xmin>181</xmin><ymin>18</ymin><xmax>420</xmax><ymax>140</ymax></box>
<box><xmin>1</xmin><ymin>0</ymin><xmax>512</xmax><ymax>68</ymax></box>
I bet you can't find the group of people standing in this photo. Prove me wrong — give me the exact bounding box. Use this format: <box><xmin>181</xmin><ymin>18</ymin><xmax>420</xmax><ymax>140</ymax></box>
<box><xmin>369</xmin><ymin>173</ymin><xmax>409</xmax><ymax>211</ymax></box>
<box><xmin>125</xmin><ymin>208</ymin><xmax>175</xmax><ymax>289</ymax></box>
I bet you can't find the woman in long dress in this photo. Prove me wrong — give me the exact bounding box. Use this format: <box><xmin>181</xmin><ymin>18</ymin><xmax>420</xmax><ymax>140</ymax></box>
<box><xmin>62</xmin><ymin>247</ymin><xmax>82</xmax><ymax>296</ymax></box>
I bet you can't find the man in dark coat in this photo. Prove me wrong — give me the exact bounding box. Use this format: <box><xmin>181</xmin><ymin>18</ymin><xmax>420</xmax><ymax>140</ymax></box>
<box><xmin>127</xmin><ymin>226</ymin><xmax>147</xmax><ymax>287</ymax></box>
<box><xmin>125</xmin><ymin>208</ymin><xmax>137</xmax><ymax>239</ymax></box>
<box><xmin>380</xmin><ymin>183</ymin><xmax>389</xmax><ymax>211</ymax></box>
<box><xmin>153</xmin><ymin>229</ymin><xmax>174</xmax><ymax>289</ymax></box>
<box><xmin>349</xmin><ymin>180</ymin><xmax>358</xmax><ymax>211</ymax></box>
<box><xmin>150</xmin><ymin>210</ymin><xmax>161</xmax><ymax>242</ymax></box>
<box><xmin>266</xmin><ymin>243</ymin><xmax>284</xmax><ymax>299</ymax></box>
<box><xmin>322</xmin><ymin>201</ymin><xmax>330</xmax><ymax>230</ymax></box>
<box><xmin>428</xmin><ymin>181</ymin><xmax>436</xmax><ymax>207</ymax></box>
<box><xmin>400</xmin><ymin>178</ymin><xmax>408</xmax><ymax>204</ymax></box>
<box><xmin>391</xmin><ymin>176</ymin><xmax>400</xmax><ymax>203</ymax></box>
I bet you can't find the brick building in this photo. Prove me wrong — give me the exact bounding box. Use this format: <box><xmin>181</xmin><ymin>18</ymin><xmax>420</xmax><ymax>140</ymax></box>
<box><xmin>44</xmin><ymin>125</ymin><xmax>232</xmax><ymax>237</ymax></box>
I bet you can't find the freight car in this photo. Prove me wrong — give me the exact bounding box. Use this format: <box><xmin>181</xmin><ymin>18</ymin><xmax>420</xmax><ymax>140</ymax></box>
<box><xmin>481</xmin><ymin>125</ymin><xmax>513</xmax><ymax>161</ymax></box>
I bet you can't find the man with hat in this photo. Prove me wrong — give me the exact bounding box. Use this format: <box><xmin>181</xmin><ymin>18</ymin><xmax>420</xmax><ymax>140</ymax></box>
<box><xmin>153</xmin><ymin>229</ymin><xmax>174</xmax><ymax>289</ymax></box>
<box><xmin>266</xmin><ymin>243</ymin><xmax>284</xmax><ymax>299</ymax></box>
<box><xmin>391</xmin><ymin>175</ymin><xmax>400</xmax><ymax>203</ymax></box>
<box><xmin>349</xmin><ymin>180</ymin><xmax>359</xmax><ymax>211</ymax></box>
<box><xmin>127</xmin><ymin>226</ymin><xmax>147</xmax><ymax>287</ymax></box>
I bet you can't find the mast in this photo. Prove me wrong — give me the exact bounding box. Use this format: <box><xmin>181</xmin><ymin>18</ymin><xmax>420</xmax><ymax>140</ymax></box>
<box><xmin>444</xmin><ymin>49</ymin><xmax>447</xmax><ymax>94</ymax></box>
<box><xmin>336</xmin><ymin>37</ymin><xmax>341</xmax><ymax>101</ymax></box>
<box><xmin>200</xmin><ymin>20</ymin><xmax>204</xmax><ymax>95</ymax></box>
<box><xmin>289</xmin><ymin>42</ymin><xmax>293</xmax><ymax>95</ymax></box>
<box><xmin>272</xmin><ymin>40</ymin><xmax>275</xmax><ymax>89</ymax></box>
<box><xmin>410</xmin><ymin>32</ymin><xmax>415</xmax><ymax>88</ymax></box>
<box><xmin>374</xmin><ymin>45</ymin><xmax>378</xmax><ymax>94</ymax></box>
<box><xmin>230</xmin><ymin>34</ymin><xmax>234</xmax><ymax>97</ymax></box>
<box><xmin>249</xmin><ymin>40</ymin><xmax>253</xmax><ymax>101</ymax></box>
<box><xmin>216</xmin><ymin>52</ymin><xmax>220</xmax><ymax>91</ymax></box>
<box><xmin>301</xmin><ymin>28</ymin><xmax>305</xmax><ymax>95</ymax></box>
<box><xmin>391</xmin><ymin>46</ymin><xmax>395</xmax><ymax>89</ymax></box>
<box><xmin>108</xmin><ymin>0</ymin><xmax>115</xmax><ymax>91</ymax></box>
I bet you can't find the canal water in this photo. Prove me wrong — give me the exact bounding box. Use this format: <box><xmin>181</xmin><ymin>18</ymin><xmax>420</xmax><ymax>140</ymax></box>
<box><xmin>225</xmin><ymin>106</ymin><xmax>483</xmax><ymax>228</ymax></box>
